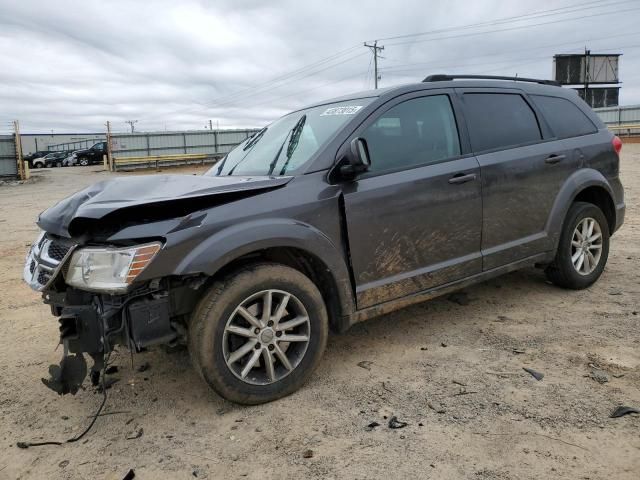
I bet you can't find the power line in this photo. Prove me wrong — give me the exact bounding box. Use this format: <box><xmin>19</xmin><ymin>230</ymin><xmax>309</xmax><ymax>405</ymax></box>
<box><xmin>374</xmin><ymin>0</ymin><xmax>633</xmax><ymax>43</ymax></box>
<box><xmin>384</xmin><ymin>5</ymin><xmax>640</xmax><ymax>48</ymax></box>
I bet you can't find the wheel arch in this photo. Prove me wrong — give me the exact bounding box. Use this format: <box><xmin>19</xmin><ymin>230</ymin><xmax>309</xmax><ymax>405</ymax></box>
<box><xmin>546</xmin><ymin>168</ymin><xmax>616</xmax><ymax>251</ymax></box>
<box><xmin>175</xmin><ymin>219</ymin><xmax>356</xmax><ymax>332</ymax></box>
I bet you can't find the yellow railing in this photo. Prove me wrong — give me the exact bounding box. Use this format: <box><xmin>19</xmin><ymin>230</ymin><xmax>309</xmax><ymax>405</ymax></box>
<box><xmin>113</xmin><ymin>153</ymin><xmax>209</xmax><ymax>166</ymax></box>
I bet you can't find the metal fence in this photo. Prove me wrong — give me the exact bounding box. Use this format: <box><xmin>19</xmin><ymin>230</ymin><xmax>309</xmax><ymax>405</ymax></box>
<box><xmin>0</xmin><ymin>135</ymin><xmax>17</xmax><ymax>177</ymax></box>
<box><xmin>594</xmin><ymin>104</ymin><xmax>640</xmax><ymax>125</ymax></box>
<box><xmin>111</xmin><ymin>129</ymin><xmax>259</xmax><ymax>159</ymax></box>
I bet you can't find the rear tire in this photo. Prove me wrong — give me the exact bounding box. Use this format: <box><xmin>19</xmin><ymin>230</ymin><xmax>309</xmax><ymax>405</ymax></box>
<box><xmin>189</xmin><ymin>263</ymin><xmax>328</xmax><ymax>404</ymax></box>
<box><xmin>545</xmin><ymin>202</ymin><xmax>610</xmax><ymax>289</ymax></box>
<box><xmin>79</xmin><ymin>158</ymin><xmax>89</xmax><ymax>166</ymax></box>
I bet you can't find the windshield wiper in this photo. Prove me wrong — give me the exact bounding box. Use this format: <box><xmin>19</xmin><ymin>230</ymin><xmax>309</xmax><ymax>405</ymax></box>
<box><xmin>243</xmin><ymin>127</ymin><xmax>267</xmax><ymax>151</ymax></box>
<box><xmin>268</xmin><ymin>115</ymin><xmax>306</xmax><ymax>176</ymax></box>
<box><xmin>218</xmin><ymin>127</ymin><xmax>268</xmax><ymax>175</ymax></box>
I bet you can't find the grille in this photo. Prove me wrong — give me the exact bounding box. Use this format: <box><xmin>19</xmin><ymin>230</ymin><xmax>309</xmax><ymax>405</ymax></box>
<box><xmin>23</xmin><ymin>233</ymin><xmax>76</xmax><ymax>292</ymax></box>
<box><xmin>48</xmin><ymin>242</ymin><xmax>71</xmax><ymax>261</ymax></box>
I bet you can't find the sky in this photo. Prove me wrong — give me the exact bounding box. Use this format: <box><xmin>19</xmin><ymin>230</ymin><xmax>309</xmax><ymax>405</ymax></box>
<box><xmin>1</xmin><ymin>0</ymin><xmax>640</xmax><ymax>133</ymax></box>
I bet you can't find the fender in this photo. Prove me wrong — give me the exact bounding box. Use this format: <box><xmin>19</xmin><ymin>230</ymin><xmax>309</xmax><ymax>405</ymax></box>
<box><xmin>174</xmin><ymin>218</ymin><xmax>356</xmax><ymax>316</ymax></box>
<box><xmin>545</xmin><ymin>168</ymin><xmax>615</xmax><ymax>252</ymax></box>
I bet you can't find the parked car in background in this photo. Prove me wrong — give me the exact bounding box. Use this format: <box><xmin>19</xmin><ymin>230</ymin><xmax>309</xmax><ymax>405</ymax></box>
<box><xmin>42</xmin><ymin>151</ymin><xmax>69</xmax><ymax>168</ymax></box>
<box><xmin>62</xmin><ymin>152</ymin><xmax>77</xmax><ymax>167</ymax></box>
<box><xmin>24</xmin><ymin>75</ymin><xmax>625</xmax><ymax>404</ymax></box>
<box><xmin>75</xmin><ymin>141</ymin><xmax>107</xmax><ymax>166</ymax></box>
<box><xmin>31</xmin><ymin>152</ymin><xmax>63</xmax><ymax>168</ymax></box>
<box><xmin>23</xmin><ymin>151</ymin><xmax>50</xmax><ymax>168</ymax></box>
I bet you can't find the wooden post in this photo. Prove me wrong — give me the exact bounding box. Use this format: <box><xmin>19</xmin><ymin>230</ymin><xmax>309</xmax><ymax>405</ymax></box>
<box><xmin>14</xmin><ymin>120</ymin><xmax>27</xmax><ymax>180</ymax></box>
<box><xmin>106</xmin><ymin>121</ymin><xmax>114</xmax><ymax>172</ymax></box>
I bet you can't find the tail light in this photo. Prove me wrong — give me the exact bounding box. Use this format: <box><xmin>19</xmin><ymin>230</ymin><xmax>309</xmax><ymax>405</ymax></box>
<box><xmin>612</xmin><ymin>135</ymin><xmax>622</xmax><ymax>156</ymax></box>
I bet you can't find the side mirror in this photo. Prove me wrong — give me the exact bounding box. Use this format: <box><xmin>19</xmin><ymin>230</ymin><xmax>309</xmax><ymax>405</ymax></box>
<box><xmin>339</xmin><ymin>137</ymin><xmax>371</xmax><ymax>179</ymax></box>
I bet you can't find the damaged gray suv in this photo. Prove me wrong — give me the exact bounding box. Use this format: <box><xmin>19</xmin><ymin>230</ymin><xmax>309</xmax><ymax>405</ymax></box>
<box><xmin>24</xmin><ymin>74</ymin><xmax>625</xmax><ymax>404</ymax></box>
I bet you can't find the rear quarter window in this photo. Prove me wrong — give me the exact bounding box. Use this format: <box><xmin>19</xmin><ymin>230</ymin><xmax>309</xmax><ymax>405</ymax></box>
<box><xmin>531</xmin><ymin>94</ymin><xmax>598</xmax><ymax>139</ymax></box>
<box><xmin>463</xmin><ymin>93</ymin><xmax>542</xmax><ymax>153</ymax></box>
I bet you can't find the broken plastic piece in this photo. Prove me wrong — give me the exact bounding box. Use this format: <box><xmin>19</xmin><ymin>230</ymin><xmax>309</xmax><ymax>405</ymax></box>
<box><xmin>523</xmin><ymin>367</ymin><xmax>544</xmax><ymax>381</ymax></box>
<box><xmin>610</xmin><ymin>406</ymin><xmax>640</xmax><ymax>418</ymax></box>
<box><xmin>41</xmin><ymin>354</ymin><xmax>87</xmax><ymax>395</ymax></box>
<box><xmin>388</xmin><ymin>416</ymin><xmax>408</xmax><ymax>429</ymax></box>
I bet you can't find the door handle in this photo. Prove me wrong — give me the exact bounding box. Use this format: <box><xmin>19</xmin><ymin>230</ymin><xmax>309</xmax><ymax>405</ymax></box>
<box><xmin>448</xmin><ymin>172</ymin><xmax>477</xmax><ymax>184</ymax></box>
<box><xmin>545</xmin><ymin>154</ymin><xmax>566</xmax><ymax>164</ymax></box>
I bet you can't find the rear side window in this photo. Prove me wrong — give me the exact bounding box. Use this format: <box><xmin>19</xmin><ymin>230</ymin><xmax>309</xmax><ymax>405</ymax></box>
<box><xmin>463</xmin><ymin>93</ymin><xmax>541</xmax><ymax>153</ymax></box>
<box><xmin>363</xmin><ymin>95</ymin><xmax>461</xmax><ymax>174</ymax></box>
<box><xmin>531</xmin><ymin>95</ymin><xmax>597</xmax><ymax>139</ymax></box>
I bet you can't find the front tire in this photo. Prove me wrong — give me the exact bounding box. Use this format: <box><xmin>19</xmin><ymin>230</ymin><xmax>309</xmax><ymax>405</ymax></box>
<box><xmin>545</xmin><ymin>202</ymin><xmax>610</xmax><ymax>289</ymax></box>
<box><xmin>189</xmin><ymin>263</ymin><xmax>328</xmax><ymax>404</ymax></box>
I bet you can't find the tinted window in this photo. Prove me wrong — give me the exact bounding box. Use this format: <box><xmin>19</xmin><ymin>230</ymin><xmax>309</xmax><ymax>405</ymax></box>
<box><xmin>463</xmin><ymin>93</ymin><xmax>541</xmax><ymax>152</ymax></box>
<box><xmin>363</xmin><ymin>95</ymin><xmax>460</xmax><ymax>173</ymax></box>
<box><xmin>532</xmin><ymin>95</ymin><xmax>597</xmax><ymax>139</ymax></box>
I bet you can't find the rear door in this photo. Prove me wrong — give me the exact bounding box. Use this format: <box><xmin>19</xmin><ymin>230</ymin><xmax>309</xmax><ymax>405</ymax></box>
<box><xmin>341</xmin><ymin>90</ymin><xmax>483</xmax><ymax>309</ymax></box>
<box><xmin>457</xmin><ymin>88</ymin><xmax>587</xmax><ymax>270</ymax></box>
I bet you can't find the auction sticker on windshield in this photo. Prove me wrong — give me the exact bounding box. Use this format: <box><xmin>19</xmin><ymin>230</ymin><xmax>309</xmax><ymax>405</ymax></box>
<box><xmin>320</xmin><ymin>105</ymin><xmax>363</xmax><ymax>116</ymax></box>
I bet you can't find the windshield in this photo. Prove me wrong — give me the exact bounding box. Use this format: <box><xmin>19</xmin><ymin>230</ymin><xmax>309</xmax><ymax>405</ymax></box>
<box><xmin>206</xmin><ymin>98</ymin><xmax>373</xmax><ymax>177</ymax></box>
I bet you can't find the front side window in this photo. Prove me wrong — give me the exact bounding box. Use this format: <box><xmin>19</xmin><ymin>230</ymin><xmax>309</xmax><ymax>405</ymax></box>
<box><xmin>463</xmin><ymin>93</ymin><xmax>542</xmax><ymax>153</ymax></box>
<box><xmin>531</xmin><ymin>94</ymin><xmax>597</xmax><ymax>139</ymax></box>
<box><xmin>208</xmin><ymin>98</ymin><xmax>374</xmax><ymax>176</ymax></box>
<box><xmin>362</xmin><ymin>95</ymin><xmax>461</xmax><ymax>174</ymax></box>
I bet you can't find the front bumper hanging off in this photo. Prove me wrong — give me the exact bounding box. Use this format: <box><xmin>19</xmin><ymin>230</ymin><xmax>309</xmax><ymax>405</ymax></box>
<box><xmin>24</xmin><ymin>233</ymin><xmax>179</xmax><ymax>394</ymax></box>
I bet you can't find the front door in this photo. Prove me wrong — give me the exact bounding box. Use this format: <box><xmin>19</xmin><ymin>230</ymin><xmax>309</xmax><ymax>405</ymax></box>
<box><xmin>341</xmin><ymin>92</ymin><xmax>483</xmax><ymax>309</ymax></box>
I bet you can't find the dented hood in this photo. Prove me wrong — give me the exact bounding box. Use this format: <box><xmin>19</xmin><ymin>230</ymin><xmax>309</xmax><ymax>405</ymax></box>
<box><xmin>38</xmin><ymin>174</ymin><xmax>292</xmax><ymax>237</ymax></box>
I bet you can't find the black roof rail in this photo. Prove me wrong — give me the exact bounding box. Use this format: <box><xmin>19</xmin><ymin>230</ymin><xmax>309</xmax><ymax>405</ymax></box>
<box><xmin>423</xmin><ymin>74</ymin><xmax>561</xmax><ymax>87</ymax></box>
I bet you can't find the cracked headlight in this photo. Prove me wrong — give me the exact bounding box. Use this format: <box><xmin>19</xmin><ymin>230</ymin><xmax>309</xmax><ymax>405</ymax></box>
<box><xmin>65</xmin><ymin>242</ymin><xmax>161</xmax><ymax>293</ymax></box>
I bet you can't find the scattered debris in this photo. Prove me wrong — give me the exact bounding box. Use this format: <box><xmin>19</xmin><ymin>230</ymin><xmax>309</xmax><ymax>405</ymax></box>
<box><xmin>381</xmin><ymin>381</ymin><xmax>392</xmax><ymax>393</ymax></box>
<box><xmin>420</xmin><ymin>346</ymin><xmax>428</xmax><ymax>351</ymax></box>
<box><xmin>495</xmin><ymin>315</ymin><xmax>510</xmax><ymax>322</ymax></box>
<box><xmin>590</xmin><ymin>369</ymin><xmax>609</xmax><ymax>384</ymax></box>
<box><xmin>512</xmin><ymin>348</ymin><xmax>526</xmax><ymax>355</ymax></box>
<box><xmin>122</xmin><ymin>469</ymin><xmax>135</xmax><ymax>480</ymax></box>
<box><xmin>388</xmin><ymin>416</ymin><xmax>408</xmax><ymax>429</ymax></box>
<box><xmin>357</xmin><ymin>361</ymin><xmax>373</xmax><ymax>371</ymax></box>
<box><xmin>427</xmin><ymin>402</ymin><xmax>446</xmax><ymax>414</ymax></box>
<box><xmin>447</xmin><ymin>291</ymin><xmax>470</xmax><ymax>306</ymax></box>
<box><xmin>302</xmin><ymin>449</ymin><xmax>314</xmax><ymax>458</ymax></box>
<box><xmin>58</xmin><ymin>460</ymin><xmax>69</xmax><ymax>468</ymax></box>
<box><xmin>608</xmin><ymin>290</ymin><xmax>623</xmax><ymax>296</ymax></box>
<box><xmin>105</xmin><ymin>365</ymin><xmax>119</xmax><ymax>375</ymax></box>
<box><xmin>485</xmin><ymin>370</ymin><xmax>519</xmax><ymax>377</ymax></box>
<box><xmin>126</xmin><ymin>428</ymin><xmax>144</xmax><ymax>440</ymax></box>
<box><xmin>441</xmin><ymin>342</ymin><xmax>448</xmax><ymax>348</ymax></box>
<box><xmin>452</xmin><ymin>379</ymin><xmax>467</xmax><ymax>386</ymax></box>
<box><xmin>523</xmin><ymin>367</ymin><xmax>544</xmax><ymax>381</ymax></box>
<box><xmin>610</xmin><ymin>406</ymin><xmax>640</xmax><ymax>418</ymax></box>
<box><xmin>453</xmin><ymin>389</ymin><xmax>478</xmax><ymax>397</ymax></box>
<box><xmin>365</xmin><ymin>421</ymin><xmax>380</xmax><ymax>431</ymax></box>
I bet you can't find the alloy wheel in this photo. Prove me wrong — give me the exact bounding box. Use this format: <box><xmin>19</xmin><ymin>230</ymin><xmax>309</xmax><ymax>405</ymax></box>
<box><xmin>222</xmin><ymin>289</ymin><xmax>310</xmax><ymax>385</ymax></box>
<box><xmin>571</xmin><ymin>217</ymin><xmax>603</xmax><ymax>275</ymax></box>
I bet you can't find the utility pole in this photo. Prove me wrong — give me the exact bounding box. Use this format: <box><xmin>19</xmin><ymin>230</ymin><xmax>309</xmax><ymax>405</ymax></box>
<box><xmin>106</xmin><ymin>121</ymin><xmax>114</xmax><ymax>172</ymax></box>
<box><xmin>125</xmin><ymin>120</ymin><xmax>138</xmax><ymax>133</ymax></box>
<box><xmin>364</xmin><ymin>40</ymin><xmax>384</xmax><ymax>89</ymax></box>
<box><xmin>583</xmin><ymin>47</ymin><xmax>591</xmax><ymax>107</ymax></box>
<box><xmin>209</xmin><ymin>119</ymin><xmax>213</xmax><ymax>131</ymax></box>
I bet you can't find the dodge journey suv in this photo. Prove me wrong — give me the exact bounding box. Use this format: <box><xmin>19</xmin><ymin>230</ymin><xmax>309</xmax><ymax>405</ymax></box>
<box><xmin>24</xmin><ymin>74</ymin><xmax>625</xmax><ymax>404</ymax></box>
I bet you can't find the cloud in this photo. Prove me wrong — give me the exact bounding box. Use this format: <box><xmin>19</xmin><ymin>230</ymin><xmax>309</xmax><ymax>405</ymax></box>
<box><xmin>0</xmin><ymin>0</ymin><xmax>638</xmax><ymax>133</ymax></box>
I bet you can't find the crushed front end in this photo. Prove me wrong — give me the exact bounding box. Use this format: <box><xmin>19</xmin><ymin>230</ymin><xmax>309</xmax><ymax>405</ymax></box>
<box><xmin>23</xmin><ymin>231</ymin><xmax>194</xmax><ymax>394</ymax></box>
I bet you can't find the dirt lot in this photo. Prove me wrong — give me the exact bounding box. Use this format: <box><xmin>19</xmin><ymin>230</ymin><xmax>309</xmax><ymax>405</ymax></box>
<box><xmin>0</xmin><ymin>151</ymin><xmax>638</xmax><ymax>480</ymax></box>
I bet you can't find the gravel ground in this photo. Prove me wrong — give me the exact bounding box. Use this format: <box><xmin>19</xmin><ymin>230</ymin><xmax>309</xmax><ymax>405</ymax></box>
<box><xmin>0</xmin><ymin>151</ymin><xmax>638</xmax><ymax>480</ymax></box>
